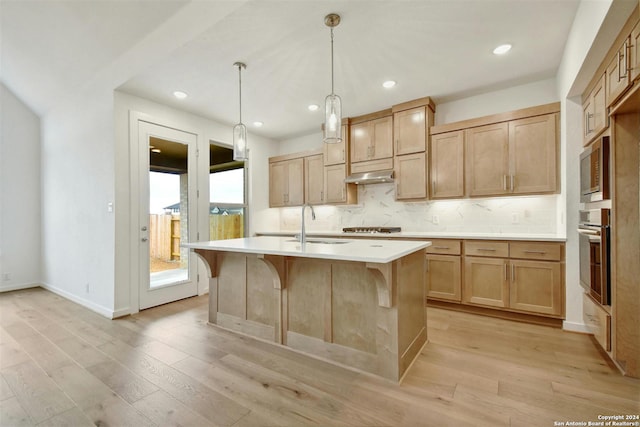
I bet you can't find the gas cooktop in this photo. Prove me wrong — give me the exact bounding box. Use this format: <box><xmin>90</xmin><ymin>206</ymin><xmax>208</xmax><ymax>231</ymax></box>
<box><xmin>342</xmin><ymin>227</ymin><xmax>402</xmax><ymax>234</ymax></box>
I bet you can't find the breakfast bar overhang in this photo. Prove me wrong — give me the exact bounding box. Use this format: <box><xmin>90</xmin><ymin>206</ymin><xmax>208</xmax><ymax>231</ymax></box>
<box><xmin>183</xmin><ymin>236</ymin><xmax>430</xmax><ymax>382</ymax></box>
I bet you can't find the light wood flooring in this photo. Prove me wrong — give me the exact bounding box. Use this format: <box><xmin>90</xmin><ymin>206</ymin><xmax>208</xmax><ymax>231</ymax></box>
<box><xmin>1</xmin><ymin>288</ymin><xmax>638</xmax><ymax>426</ymax></box>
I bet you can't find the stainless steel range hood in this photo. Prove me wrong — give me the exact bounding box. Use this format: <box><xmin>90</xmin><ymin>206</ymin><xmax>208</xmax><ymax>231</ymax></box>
<box><xmin>344</xmin><ymin>169</ymin><xmax>394</xmax><ymax>184</ymax></box>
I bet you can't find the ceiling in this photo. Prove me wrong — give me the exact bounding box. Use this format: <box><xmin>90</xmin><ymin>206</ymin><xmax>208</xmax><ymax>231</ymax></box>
<box><xmin>1</xmin><ymin>0</ymin><xmax>581</xmax><ymax>141</ymax></box>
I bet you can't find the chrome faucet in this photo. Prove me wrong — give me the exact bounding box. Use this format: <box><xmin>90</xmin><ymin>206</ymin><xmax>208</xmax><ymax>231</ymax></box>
<box><xmin>299</xmin><ymin>203</ymin><xmax>316</xmax><ymax>245</ymax></box>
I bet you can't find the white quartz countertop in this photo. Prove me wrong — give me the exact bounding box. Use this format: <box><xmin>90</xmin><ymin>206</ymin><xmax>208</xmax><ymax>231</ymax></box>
<box><xmin>183</xmin><ymin>236</ymin><xmax>430</xmax><ymax>264</ymax></box>
<box><xmin>256</xmin><ymin>230</ymin><xmax>566</xmax><ymax>242</ymax></box>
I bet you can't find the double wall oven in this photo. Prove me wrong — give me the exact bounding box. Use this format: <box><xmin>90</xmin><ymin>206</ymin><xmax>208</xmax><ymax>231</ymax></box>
<box><xmin>578</xmin><ymin>135</ymin><xmax>611</xmax><ymax>306</ymax></box>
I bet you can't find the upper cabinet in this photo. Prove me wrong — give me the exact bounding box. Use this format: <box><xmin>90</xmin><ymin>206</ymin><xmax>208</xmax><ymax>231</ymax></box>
<box><xmin>430</xmin><ymin>130</ymin><xmax>464</xmax><ymax>199</ymax></box>
<box><xmin>432</xmin><ymin>103</ymin><xmax>560</xmax><ymax>198</ymax></box>
<box><xmin>630</xmin><ymin>20</ymin><xmax>640</xmax><ymax>84</ymax></box>
<box><xmin>465</xmin><ymin>123</ymin><xmax>510</xmax><ymax>197</ymax></box>
<box><xmin>304</xmin><ymin>154</ymin><xmax>324</xmax><ymax>204</ymax></box>
<box><xmin>607</xmin><ymin>36</ymin><xmax>632</xmax><ymax>106</ymax></box>
<box><xmin>269</xmin><ymin>157</ymin><xmax>304</xmax><ymax>207</ymax></box>
<box><xmin>394</xmin><ymin>106</ymin><xmax>426</xmax><ymax>155</ymax></box>
<box><xmin>582</xmin><ymin>73</ymin><xmax>608</xmax><ymax>146</ymax></box>
<box><xmin>350</xmin><ymin>114</ymin><xmax>393</xmax><ymax>164</ymax></box>
<box><xmin>324</xmin><ymin>125</ymin><xmax>348</xmax><ymax>166</ymax></box>
<box><xmin>508</xmin><ymin>114</ymin><xmax>557</xmax><ymax>194</ymax></box>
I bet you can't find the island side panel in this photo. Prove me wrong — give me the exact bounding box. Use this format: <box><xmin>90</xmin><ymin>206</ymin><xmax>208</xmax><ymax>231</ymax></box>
<box><xmin>214</xmin><ymin>253</ymin><xmax>277</xmax><ymax>342</ymax></box>
<box><xmin>396</xmin><ymin>250</ymin><xmax>427</xmax><ymax>377</ymax></box>
<box><xmin>286</xmin><ymin>259</ymin><xmax>331</xmax><ymax>340</ymax></box>
<box><xmin>331</xmin><ymin>263</ymin><xmax>378</xmax><ymax>354</ymax></box>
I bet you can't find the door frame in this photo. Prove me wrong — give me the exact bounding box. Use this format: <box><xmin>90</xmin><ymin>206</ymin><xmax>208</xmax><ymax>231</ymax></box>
<box><xmin>128</xmin><ymin>112</ymin><xmax>202</xmax><ymax>312</ymax></box>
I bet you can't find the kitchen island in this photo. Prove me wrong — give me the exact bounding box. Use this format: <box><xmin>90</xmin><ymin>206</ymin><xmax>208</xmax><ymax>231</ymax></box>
<box><xmin>183</xmin><ymin>236</ymin><xmax>430</xmax><ymax>382</ymax></box>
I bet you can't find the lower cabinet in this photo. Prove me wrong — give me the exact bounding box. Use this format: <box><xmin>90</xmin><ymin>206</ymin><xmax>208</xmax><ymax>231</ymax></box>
<box><xmin>428</xmin><ymin>239</ymin><xmax>565</xmax><ymax>320</ymax></box>
<box><xmin>463</xmin><ymin>257</ymin><xmax>509</xmax><ymax>308</ymax></box>
<box><xmin>426</xmin><ymin>255</ymin><xmax>461</xmax><ymax>302</ymax></box>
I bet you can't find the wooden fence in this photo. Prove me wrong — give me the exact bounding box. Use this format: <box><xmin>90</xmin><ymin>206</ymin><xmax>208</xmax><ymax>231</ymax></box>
<box><xmin>149</xmin><ymin>214</ymin><xmax>243</xmax><ymax>261</ymax></box>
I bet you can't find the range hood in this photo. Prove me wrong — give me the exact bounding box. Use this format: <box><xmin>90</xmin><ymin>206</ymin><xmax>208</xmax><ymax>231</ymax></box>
<box><xmin>344</xmin><ymin>169</ymin><xmax>394</xmax><ymax>184</ymax></box>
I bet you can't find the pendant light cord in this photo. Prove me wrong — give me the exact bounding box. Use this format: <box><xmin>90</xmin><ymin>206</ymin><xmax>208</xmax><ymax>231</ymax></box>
<box><xmin>238</xmin><ymin>65</ymin><xmax>243</xmax><ymax>124</ymax></box>
<box><xmin>330</xmin><ymin>27</ymin><xmax>335</xmax><ymax>96</ymax></box>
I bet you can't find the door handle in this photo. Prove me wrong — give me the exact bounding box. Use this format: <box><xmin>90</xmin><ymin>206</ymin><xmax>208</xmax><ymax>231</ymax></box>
<box><xmin>141</xmin><ymin>237</ymin><xmax>148</xmax><ymax>242</ymax></box>
<box><xmin>141</xmin><ymin>226</ymin><xmax>147</xmax><ymax>231</ymax></box>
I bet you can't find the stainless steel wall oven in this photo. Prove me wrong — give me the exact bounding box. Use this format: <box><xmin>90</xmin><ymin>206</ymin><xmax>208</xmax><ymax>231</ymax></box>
<box><xmin>578</xmin><ymin>209</ymin><xmax>611</xmax><ymax>305</ymax></box>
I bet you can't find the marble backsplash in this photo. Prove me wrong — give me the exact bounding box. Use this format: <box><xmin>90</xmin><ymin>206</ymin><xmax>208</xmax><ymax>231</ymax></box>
<box><xmin>279</xmin><ymin>183</ymin><xmax>561</xmax><ymax>235</ymax></box>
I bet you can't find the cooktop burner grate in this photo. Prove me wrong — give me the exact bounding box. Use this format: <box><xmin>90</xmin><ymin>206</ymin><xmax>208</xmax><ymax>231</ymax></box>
<box><xmin>342</xmin><ymin>227</ymin><xmax>401</xmax><ymax>233</ymax></box>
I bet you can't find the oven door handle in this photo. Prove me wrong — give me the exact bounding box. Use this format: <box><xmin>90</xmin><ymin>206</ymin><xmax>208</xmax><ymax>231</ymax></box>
<box><xmin>577</xmin><ymin>228</ymin><xmax>600</xmax><ymax>236</ymax></box>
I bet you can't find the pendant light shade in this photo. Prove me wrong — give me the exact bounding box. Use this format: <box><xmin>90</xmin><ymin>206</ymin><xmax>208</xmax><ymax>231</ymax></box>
<box><xmin>323</xmin><ymin>13</ymin><xmax>342</xmax><ymax>144</ymax></box>
<box><xmin>233</xmin><ymin>62</ymin><xmax>248</xmax><ymax>161</ymax></box>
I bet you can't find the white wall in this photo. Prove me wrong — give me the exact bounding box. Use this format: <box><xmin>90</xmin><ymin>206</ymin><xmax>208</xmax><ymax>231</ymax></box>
<box><xmin>113</xmin><ymin>91</ymin><xmax>280</xmax><ymax>315</ymax></box>
<box><xmin>39</xmin><ymin>87</ymin><xmax>116</xmax><ymax>316</ymax></box>
<box><xmin>0</xmin><ymin>83</ymin><xmax>41</xmax><ymax>291</ymax></box>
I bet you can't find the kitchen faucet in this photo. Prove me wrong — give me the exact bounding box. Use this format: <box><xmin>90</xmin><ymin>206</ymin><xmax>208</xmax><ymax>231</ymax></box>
<box><xmin>299</xmin><ymin>203</ymin><xmax>316</xmax><ymax>245</ymax></box>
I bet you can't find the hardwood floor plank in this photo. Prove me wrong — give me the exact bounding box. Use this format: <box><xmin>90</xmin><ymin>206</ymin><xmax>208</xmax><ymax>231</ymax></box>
<box><xmin>36</xmin><ymin>407</ymin><xmax>95</xmax><ymax>427</ymax></box>
<box><xmin>0</xmin><ymin>288</ymin><xmax>637</xmax><ymax>427</ymax></box>
<box><xmin>0</xmin><ymin>396</ymin><xmax>33</xmax><ymax>426</ymax></box>
<box><xmin>98</xmin><ymin>339</ymin><xmax>250</xmax><ymax>426</ymax></box>
<box><xmin>135</xmin><ymin>339</ymin><xmax>190</xmax><ymax>365</ymax></box>
<box><xmin>87</xmin><ymin>360</ymin><xmax>159</xmax><ymax>404</ymax></box>
<box><xmin>1</xmin><ymin>360</ymin><xmax>76</xmax><ymax>423</ymax></box>
<box><xmin>132</xmin><ymin>389</ymin><xmax>217</xmax><ymax>427</ymax></box>
<box><xmin>48</xmin><ymin>363</ymin><xmax>155</xmax><ymax>427</ymax></box>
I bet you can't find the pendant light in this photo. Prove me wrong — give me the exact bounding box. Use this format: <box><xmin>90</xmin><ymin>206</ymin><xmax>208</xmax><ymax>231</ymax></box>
<box><xmin>233</xmin><ymin>61</ymin><xmax>248</xmax><ymax>160</ymax></box>
<box><xmin>323</xmin><ymin>13</ymin><xmax>342</xmax><ymax>144</ymax></box>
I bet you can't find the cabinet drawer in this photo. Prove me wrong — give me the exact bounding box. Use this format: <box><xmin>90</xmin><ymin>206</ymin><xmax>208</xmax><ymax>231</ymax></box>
<box><xmin>426</xmin><ymin>239</ymin><xmax>461</xmax><ymax>255</ymax></box>
<box><xmin>464</xmin><ymin>241</ymin><xmax>509</xmax><ymax>258</ymax></box>
<box><xmin>510</xmin><ymin>242</ymin><xmax>562</xmax><ymax>261</ymax></box>
<box><xmin>583</xmin><ymin>293</ymin><xmax>611</xmax><ymax>351</ymax></box>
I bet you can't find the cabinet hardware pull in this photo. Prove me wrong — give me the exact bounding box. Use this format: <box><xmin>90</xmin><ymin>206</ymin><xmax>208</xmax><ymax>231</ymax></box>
<box><xmin>503</xmin><ymin>175</ymin><xmax>508</xmax><ymax>191</ymax></box>
<box><xmin>510</xmin><ymin>175</ymin><xmax>514</xmax><ymax>192</ymax></box>
<box><xmin>432</xmin><ymin>181</ymin><xmax>436</xmax><ymax>195</ymax></box>
<box><xmin>584</xmin><ymin>113</ymin><xmax>593</xmax><ymax>136</ymax></box>
<box><xmin>477</xmin><ymin>248</ymin><xmax>497</xmax><ymax>252</ymax></box>
<box><xmin>618</xmin><ymin>44</ymin><xmax>629</xmax><ymax>80</ymax></box>
<box><xmin>433</xmin><ymin>246</ymin><xmax>450</xmax><ymax>250</ymax></box>
<box><xmin>320</xmin><ymin>191</ymin><xmax>324</xmax><ymax>201</ymax></box>
<box><xmin>504</xmin><ymin>263</ymin><xmax>508</xmax><ymax>281</ymax></box>
<box><xmin>524</xmin><ymin>250</ymin><xmax>547</xmax><ymax>254</ymax></box>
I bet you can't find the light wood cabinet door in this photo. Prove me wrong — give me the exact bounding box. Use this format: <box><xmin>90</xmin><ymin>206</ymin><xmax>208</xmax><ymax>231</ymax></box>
<box><xmin>287</xmin><ymin>158</ymin><xmax>304</xmax><ymax>206</ymax></box>
<box><xmin>583</xmin><ymin>74</ymin><xmax>607</xmax><ymax>146</ymax></box>
<box><xmin>463</xmin><ymin>257</ymin><xmax>509</xmax><ymax>308</ymax></box>
<box><xmin>395</xmin><ymin>152</ymin><xmax>426</xmax><ymax>200</ymax></box>
<box><xmin>350</xmin><ymin>122</ymin><xmax>371</xmax><ymax>163</ymax></box>
<box><xmin>607</xmin><ymin>37</ymin><xmax>631</xmax><ymax>107</ymax></box>
<box><xmin>509</xmin><ymin>260</ymin><xmax>562</xmax><ymax>316</ymax></box>
<box><xmin>324</xmin><ymin>125</ymin><xmax>348</xmax><ymax>165</ymax></box>
<box><xmin>430</xmin><ymin>130</ymin><xmax>464</xmax><ymax>198</ymax></box>
<box><xmin>305</xmin><ymin>154</ymin><xmax>324</xmax><ymax>204</ymax></box>
<box><xmin>324</xmin><ymin>164</ymin><xmax>347</xmax><ymax>203</ymax></box>
<box><xmin>371</xmin><ymin>116</ymin><xmax>394</xmax><ymax>160</ymax></box>
<box><xmin>269</xmin><ymin>161</ymin><xmax>287</xmax><ymax>207</ymax></box>
<box><xmin>351</xmin><ymin>117</ymin><xmax>393</xmax><ymax>163</ymax></box>
<box><xmin>630</xmin><ymin>21</ymin><xmax>640</xmax><ymax>83</ymax></box>
<box><xmin>394</xmin><ymin>107</ymin><xmax>426</xmax><ymax>155</ymax></box>
<box><xmin>465</xmin><ymin>123</ymin><xmax>509</xmax><ymax>197</ymax></box>
<box><xmin>509</xmin><ymin>114</ymin><xmax>557</xmax><ymax>194</ymax></box>
<box><xmin>426</xmin><ymin>254</ymin><xmax>461</xmax><ymax>302</ymax></box>
<box><xmin>269</xmin><ymin>158</ymin><xmax>304</xmax><ymax>207</ymax></box>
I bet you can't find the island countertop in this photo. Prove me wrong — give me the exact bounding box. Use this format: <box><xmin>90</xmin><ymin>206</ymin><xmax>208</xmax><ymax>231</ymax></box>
<box><xmin>183</xmin><ymin>236</ymin><xmax>430</xmax><ymax>264</ymax></box>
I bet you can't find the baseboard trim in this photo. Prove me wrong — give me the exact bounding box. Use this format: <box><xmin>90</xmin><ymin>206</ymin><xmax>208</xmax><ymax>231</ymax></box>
<box><xmin>562</xmin><ymin>320</ymin><xmax>591</xmax><ymax>334</ymax></box>
<box><xmin>40</xmin><ymin>282</ymin><xmax>116</xmax><ymax>319</ymax></box>
<box><xmin>0</xmin><ymin>282</ymin><xmax>40</xmax><ymax>292</ymax></box>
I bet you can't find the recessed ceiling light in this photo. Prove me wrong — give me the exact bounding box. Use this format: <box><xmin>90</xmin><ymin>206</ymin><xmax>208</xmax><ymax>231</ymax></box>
<box><xmin>382</xmin><ymin>80</ymin><xmax>396</xmax><ymax>89</ymax></box>
<box><xmin>253</xmin><ymin>121</ymin><xmax>264</xmax><ymax>127</ymax></box>
<box><xmin>151</xmin><ymin>148</ymin><xmax>161</xmax><ymax>153</ymax></box>
<box><xmin>173</xmin><ymin>91</ymin><xmax>188</xmax><ymax>99</ymax></box>
<box><xmin>493</xmin><ymin>44</ymin><xmax>512</xmax><ymax>55</ymax></box>
<box><xmin>308</xmin><ymin>104</ymin><xmax>319</xmax><ymax>111</ymax></box>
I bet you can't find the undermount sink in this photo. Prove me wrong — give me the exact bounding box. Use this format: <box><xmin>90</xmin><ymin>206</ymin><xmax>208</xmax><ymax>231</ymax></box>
<box><xmin>285</xmin><ymin>239</ymin><xmax>350</xmax><ymax>245</ymax></box>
